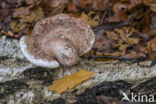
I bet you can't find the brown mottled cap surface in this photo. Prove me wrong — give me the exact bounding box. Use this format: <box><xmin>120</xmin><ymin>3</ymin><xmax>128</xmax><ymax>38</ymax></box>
<box><xmin>20</xmin><ymin>13</ymin><xmax>95</xmax><ymax>68</ymax></box>
<box><xmin>32</xmin><ymin>14</ymin><xmax>95</xmax><ymax>55</ymax></box>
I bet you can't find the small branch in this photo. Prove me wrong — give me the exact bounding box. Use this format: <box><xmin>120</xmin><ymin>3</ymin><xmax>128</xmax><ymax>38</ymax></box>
<box><xmin>92</xmin><ymin>21</ymin><xmax>130</xmax><ymax>32</ymax></box>
<box><xmin>87</xmin><ymin>55</ymin><xmax>146</xmax><ymax>62</ymax></box>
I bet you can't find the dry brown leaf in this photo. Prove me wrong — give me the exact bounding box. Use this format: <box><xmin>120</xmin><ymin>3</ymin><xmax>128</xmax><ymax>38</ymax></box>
<box><xmin>80</xmin><ymin>12</ymin><xmax>89</xmax><ymax>22</ymax></box>
<box><xmin>137</xmin><ymin>15</ymin><xmax>151</xmax><ymax>33</ymax></box>
<box><xmin>125</xmin><ymin>50</ymin><xmax>146</xmax><ymax>58</ymax></box>
<box><xmin>43</xmin><ymin>0</ymin><xmax>66</xmax><ymax>8</ymax></box>
<box><xmin>21</xmin><ymin>7</ymin><xmax>44</xmax><ymax>23</ymax></box>
<box><xmin>93</xmin><ymin>38</ymin><xmax>112</xmax><ymax>52</ymax></box>
<box><xmin>151</xmin><ymin>14</ymin><xmax>156</xmax><ymax>29</ymax></box>
<box><xmin>10</xmin><ymin>21</ymin><xmax>17</xmax><ymax>30</ymax></box>
<box><xmin>12</xmin><ymin>7</ymin><xmax>44</xmax><ymax>33</ymax></box>
<box><xmin>12</xmin><ymin>6</ymin><xmax>32</xmax><ymax>17</ymax></box>
<box><xmin>104</xmin><ymin>51</ymin><xmax>121</xmax><ymax>57</ymax></box>
<box><xmin>147</xmin><ymin>42</ymin><xmax>156</xmax><ymax>59</ymax></box>
<box><xmin>105</xmin><ymin>31</ymin><xmax>118</xmax><ymax>40</ymax></box>
<box><xmin>67</xmin><ymin>0</ymin><xmax>78</xmax><ymax>12</ymax></box>
<box><xmin>147</xmin><ymin>37</ymin><xmax>156</xmax><ymax>51</ymax></box>
<box><xmin>119</xmin><ymin>44</ymin><xmax>129</xmax><ymax>51</ymax></box>
<box><xmin>144</xmin><ymin>0</ymin><xmax>156</xmax><ymax>12</ymax></box>
<box><xmin>10</xmin><ymin>6</ymin><xmax>44</xmax><ymax>38</ymax></box>
<box><xmin>1</xmin><ymin>30</ymin><xmax>14</xmax><ymax>37</ymax></box>
<box><xmin>7</xmin><ymin>31</ymin><xmax>14</xmax><ymax>36</ymax></box>
<box><xmin>115</xmin><ymin>29</ymin><xmax>140</xmax><ymax>45</ymax></box>
<box><xmin>80</xmin><ymin>12</ymin><xmax>100</xmax><ymax>27</ymax></box>
<box><xmin>107</xmin><ymin>0</ymin><xmax>143</xmax><ymax>22</ymax></box>
<box><xmin>26</xmin><ymin>0</ymin><xmax>41</xmax><ymax>5</ymax></box>
<box><xmin>149</xmin><ymin>4</ymin><xmax>156</xmax><ymax>12</ymax></box>
<box><xmin>93</xmin><ymin>0</ymin><xmax>113</xmax><ymax>11</ymax></box>
<box><xmin>48</xmin><ymin>70</ymin><xmax>94</xmax><ymax>94</ymax></box>
<box><xmin>77</xmin><ymin>0</ymin><xmax>113</xmax><ymax>11</ymax></box>
<box><xmin>106</xmin><ymin>2</ymin><xmax>128</xmax><ymax>22</ymax></box>
<box><xmin>78</xmin><ymin>0</ymin><xmax>94</xmax><ymax>10</ymax></box>
<box><xmin>105</xmin><ymin>31</ymin><xmax>123</xmax><ymax>48</ymax></box>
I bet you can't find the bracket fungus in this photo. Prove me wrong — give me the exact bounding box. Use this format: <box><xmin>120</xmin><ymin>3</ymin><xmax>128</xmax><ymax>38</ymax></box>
<box><xmin>20</xmin><ymin>14</ymin><xmax>95</xmax><ymax>68</ymax></box>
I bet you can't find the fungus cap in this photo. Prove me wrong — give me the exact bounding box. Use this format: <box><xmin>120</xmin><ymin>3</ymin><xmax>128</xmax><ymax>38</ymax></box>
<box><xmin>20</xmin><ymin>36</ymin><xmax>60</xmax><ymax>68</ymax></box>
<box><xmin>20</xmin><ymin>14</ymin><xmax>95</xmax><ymax>68</ymax></box>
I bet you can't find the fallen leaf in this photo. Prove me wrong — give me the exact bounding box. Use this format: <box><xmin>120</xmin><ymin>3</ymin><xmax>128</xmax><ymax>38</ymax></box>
<box><xmin>147</xmin><ymin>37</ymin><xmax>156</xmax><ymax>51</ymax></box>
<box><xmin>77</xmin><ymin>0</ymin><xmax>113</xmax><ymax>11</ymax></box>
<box><xmin>67</xmin><ymin>0</ymin><xmax>78</xmax><ymax>12</ymax></box>
<box><xmin>80</xmin><ymin>12</ymin><xmax>100</xmax><ymax>27</ymax></box>
<box><xmin>115</xmin><ymin>29</ymin><xmax>140</xmax><ymax>45</ymax></box>
<box><xmin>151</xmin><ymin>14</ymin><xmax>156</xmax><ymax>29</ymax></box>
<box><xmin>78</xmin><ymin>0</ymin><xmax>94</xmax><ymax>10</ymax></box>
<box><xmin>92</xmin><ymin>0</ymin><xmax>113</xmax><ymax>11</ymax></box>
<box><xmin>26</xmin><ymin>0</ymin><xmax>41</xmax><ymax>5</ymax></box>
<box><xmin>43</xmin><ymin>0</ymin><xmax>66</xmax><ymax>9</ymax></box>
<box><xmin>93</xmin><ymin>38</ymin><xmax>112</xmax><ymax>52</ymax></box>
<box><xmin>105</xmin><ymin>31</ymin><xmax>123</xmax><ymax>48</ymax></box>
<box><xmin>103</xmin><ymin>51</ymin><xmax>121</xmax><ymax>57</ymax></box>
<box><xmin>20</xmin><ymin>7</ymin><xmax>44</xmax><ymax>23</ymax></box>
<box><xmin>12</xmin><ymin>6</ymin><xmax>32</xmax><ymax>17</ymax></box>
<box><xmin>11</xmin><ymin>7</ymin><xmax>44</xmax><ymax>35</ymax></box>
<box><xmin>7</xmin><ymin>31</ymin><xmax>14</xmax><ymax>36</ymax></box>
<box><xmin>106</xmin><ymin>2</ymin><xmax>128</xmax><ymax>22</ymax></box>
<box><xmin>1</xmin><ymin>30</ymin><xmax>14</xmax><ymax>37</ymax></box>
<box><xmin>119</xmin><ymin>44</ymin><xmax>129</xmax><ymax>52</ymax></box>
<box><xmin>124</xmin><ymin>49</ymin><xmax>146</xmax><ymax>58</ymax></box>
<box><xmin>144</xmin><ymin>0</ymin><xmax>156</xmax><ymax>12</ymax></box>
<box><xmin>48</xmin><ymin>70</ymin><xmax>94</xmax><ymax>94</ymax></box>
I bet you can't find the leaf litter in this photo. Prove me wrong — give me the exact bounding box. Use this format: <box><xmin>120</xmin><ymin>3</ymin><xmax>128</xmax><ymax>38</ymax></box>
<box><xmin>0</xmin><ymin>0</ymin><xmax>156</xmax><ymax>60</ymax></box>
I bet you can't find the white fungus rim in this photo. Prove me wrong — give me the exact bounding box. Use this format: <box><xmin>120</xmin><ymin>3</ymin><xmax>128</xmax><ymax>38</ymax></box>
<box><xmin>19</xmin><ymin>36</ymin><xmax>59</xmax><ymax>68</ymax></box>
<box><xmin>82</xmin><ymin>29</ymin><xmax>95</xmax><ymax>55</ymax></box>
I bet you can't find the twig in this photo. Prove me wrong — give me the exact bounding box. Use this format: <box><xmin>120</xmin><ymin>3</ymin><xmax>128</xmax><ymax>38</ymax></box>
<box><xmin>92</xmin><ymin>21</ymin><xmax>130</xmax><ymax>32</ymax></box>
<box><xmin>87</xmin><ymin>55</ymin><xmax>146</xmax><ymax>62</ymax></box>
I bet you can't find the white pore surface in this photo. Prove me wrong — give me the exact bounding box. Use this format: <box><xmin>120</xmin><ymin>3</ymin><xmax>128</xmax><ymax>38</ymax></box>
<box><xmin>19</xmin><ymin>36</ymin><xmax>59</xmax><ymax>68</ymax></box>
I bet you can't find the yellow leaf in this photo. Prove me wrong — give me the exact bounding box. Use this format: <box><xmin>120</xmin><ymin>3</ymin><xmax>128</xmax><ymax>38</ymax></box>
<box><xmin>48</xmin><ymin>70</ymin><xmax>94</xmax><ymax>94</ymax></box>
<box><xmin>10</xmin><ymin>21</ymin><xmax>17</xmax><ymax>30</ymax></box>
<box><xmin>1</xmin><ymin>30</ymin><xmax>14</xmax><ymax>37</ymax></box>
<box><xmin>115</xmin><ymin>29</ymin><xmax>139</xmax><ymax>45</ymax></box>
<box><xmin>119</xmin><ymin>44</ymin><xmax>129</xmax><ymax>51</ymax></box>
<box><xmin>80</xmin><ymin>12</ymin><xmax>100</xmax><ymax>27</ymax></box>
<box><xmin>80</xmin><ymin>12</ymin><xmax>89</xmax><ymax>23</ymax></box>
<box><xmin>20</xmin><ymin>7</ymin><xmax>44</xmax><ymax>23</ymax></box>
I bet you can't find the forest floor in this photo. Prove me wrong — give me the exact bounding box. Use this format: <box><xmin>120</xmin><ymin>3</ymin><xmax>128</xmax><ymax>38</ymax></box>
<box><xmin>0</xmin><ymin>0</ymin><xmax>156</xmax><ymax>104</ymax></box>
